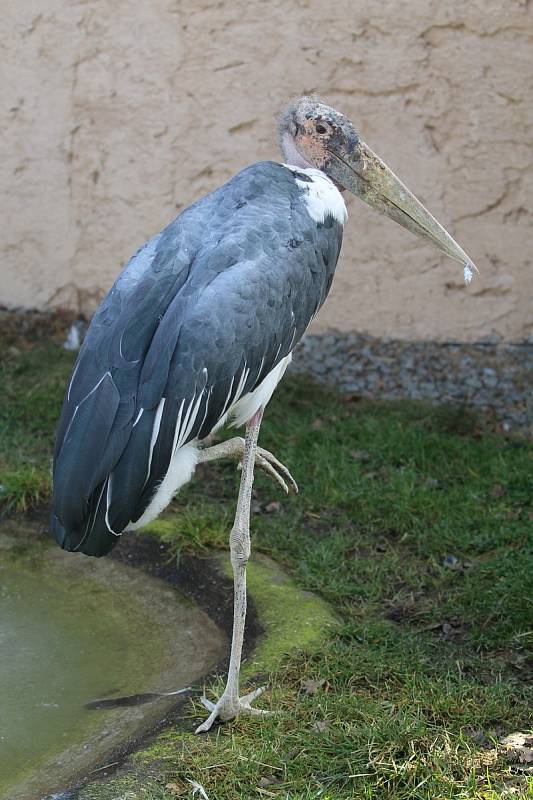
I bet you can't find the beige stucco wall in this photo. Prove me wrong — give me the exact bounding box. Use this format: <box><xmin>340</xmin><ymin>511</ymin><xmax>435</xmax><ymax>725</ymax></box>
<box><xmin>1</xmin><ymin>0</ymin><xmax>532</xmax><ymax>341</ymax></box>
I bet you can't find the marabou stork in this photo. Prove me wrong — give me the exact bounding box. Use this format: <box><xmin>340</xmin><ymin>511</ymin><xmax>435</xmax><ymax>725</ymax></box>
<box><xmin>51</xmin><ymin>97</ymin><xmax>476</xmax><ymax>732</ymax></box>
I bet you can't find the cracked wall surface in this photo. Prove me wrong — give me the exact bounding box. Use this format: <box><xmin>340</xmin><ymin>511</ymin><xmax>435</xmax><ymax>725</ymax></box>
<box><xmin>1</xmin><ymin>0</ymin><xmax>532</xmax><ymax>341</ymax></box>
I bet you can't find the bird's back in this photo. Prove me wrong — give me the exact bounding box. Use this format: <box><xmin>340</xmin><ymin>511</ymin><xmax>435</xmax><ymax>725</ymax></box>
<box><xmin>51</xmin><ymin>162</ymin><xmax>344</xmax><ymax>556</ymax></box>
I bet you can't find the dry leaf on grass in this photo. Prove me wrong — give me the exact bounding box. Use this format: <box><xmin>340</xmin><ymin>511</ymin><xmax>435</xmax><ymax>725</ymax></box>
<box><xmin>467</xmin><ymin>748</ymin><xmax>499</xmax><ymax>771</ymax></box>
<box><xmin>301</xmin><ymin>678</ymin><xmax>330</xmax><ymax>695</ymax></box>
<box><xmin>284</xmin><ymin>747</ymin><xmax>301</xmax><ymax>761</ymax></box>
<box><xmin>257</xmin><ymin>775</ymin><xmax>281</xmax><ymax>788</ymax></box>
<box><xmin>500</xmin><ymin>732</ymin><xmax>533</xmax><ymax>764</ymax></box>
<box><xmin>350</xmin><ymin>449</ymin><xmax>370</xmax><ymax>462</ymax></box>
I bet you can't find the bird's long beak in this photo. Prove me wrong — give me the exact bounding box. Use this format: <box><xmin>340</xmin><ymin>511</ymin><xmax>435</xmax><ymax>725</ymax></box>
<box><xmin>326</xmin><ymin>138</ymin><xmax>478</xmax><ymax>281</ymax></box>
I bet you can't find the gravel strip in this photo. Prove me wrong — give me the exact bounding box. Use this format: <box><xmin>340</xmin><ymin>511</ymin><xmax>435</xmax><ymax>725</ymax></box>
<box><xmin>290</xmin><ymin>331</ymin><xmax>532</xmax><ymax>436</ymax></box>
<box><xmin>2</xmin><ymin>309</ymin><xmax>531</xmax><ymax>436</ymax></box>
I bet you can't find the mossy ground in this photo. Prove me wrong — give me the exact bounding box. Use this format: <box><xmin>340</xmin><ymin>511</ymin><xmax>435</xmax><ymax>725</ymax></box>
<box><xmin>1</xmin><ymin>334</ymin><xmax>532</xmax><ymax>799</ymax></box>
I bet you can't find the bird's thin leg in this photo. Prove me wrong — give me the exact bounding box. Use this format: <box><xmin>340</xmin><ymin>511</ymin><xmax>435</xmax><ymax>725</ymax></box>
<box><xmin>197</xmin><ymin>436</ymin><xmax>298</xmax><ymax>494</ymax></box>
<box><xmin>195</xmin><ymin>409</ymin><xmax>268</xmax><ymax>733</ymax></box>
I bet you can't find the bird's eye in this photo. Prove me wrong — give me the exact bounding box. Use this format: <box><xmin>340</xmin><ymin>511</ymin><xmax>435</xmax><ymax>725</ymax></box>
<box><xmin>315</xmin><ymin>123</ymin><xmax>328</xmax><ymax>135</ymax></box>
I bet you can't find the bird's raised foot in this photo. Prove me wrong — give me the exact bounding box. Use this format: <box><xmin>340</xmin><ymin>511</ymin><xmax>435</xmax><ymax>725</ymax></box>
<box><xmin>198</xmin><ymin>437</ymin><xmax>298</xmax><ymax>495</ymax></box>
<box><xmin>194</xmin><ymin>686</ymin><xmax>269</xmax><ymax>734</ymax></box>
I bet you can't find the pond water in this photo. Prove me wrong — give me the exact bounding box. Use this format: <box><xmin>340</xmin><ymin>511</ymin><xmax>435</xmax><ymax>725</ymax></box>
<box><xmin>0</xmin><ymin>527</ymin><xmax>226</xmax><ymax>800</ymax></box>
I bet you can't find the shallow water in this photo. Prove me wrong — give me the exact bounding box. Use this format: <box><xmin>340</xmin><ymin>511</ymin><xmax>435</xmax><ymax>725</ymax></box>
<box><xmin>0</xmin><ymin>529</ymin><xmax>226</xmax><ymax>800</ymax></box>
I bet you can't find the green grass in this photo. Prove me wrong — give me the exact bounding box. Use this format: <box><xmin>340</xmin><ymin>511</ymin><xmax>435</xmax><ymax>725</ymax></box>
<box><xmin>1</xmin><ymin>338</ymin><xmax>532</xmax><ymax>799</ymax></box>
<box><xmin>0</xmin><ymin>342</ymin><xmax>73</xmax><ymax>510</ymax></box>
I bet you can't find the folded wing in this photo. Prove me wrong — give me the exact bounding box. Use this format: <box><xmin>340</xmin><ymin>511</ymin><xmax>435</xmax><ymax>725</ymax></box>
<box><xmin>51</xmin><ymin>162</ymin><xmax>342</xmax><ymax>556</ymax></box>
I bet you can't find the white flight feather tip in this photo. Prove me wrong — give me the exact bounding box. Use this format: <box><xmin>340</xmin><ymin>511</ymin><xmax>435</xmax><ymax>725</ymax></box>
<box><xmin>187</xmin><ymin>779</ymin><xmax>210</xmax><ymax>799</ymax></box>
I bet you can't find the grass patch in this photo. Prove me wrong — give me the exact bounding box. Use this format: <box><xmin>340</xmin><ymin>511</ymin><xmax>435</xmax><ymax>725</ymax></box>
<box><xmin>0</xmin><ymin>342</ymin><xmax>74</xmax><ymax>511</ymax></box>
<box><xmin>2</xmin><ymin>338</ymin><xmax>532</xmax><ymax>799</ymax></box>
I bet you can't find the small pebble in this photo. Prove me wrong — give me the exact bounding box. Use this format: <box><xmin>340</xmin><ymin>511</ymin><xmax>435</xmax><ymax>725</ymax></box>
<box><xmin>350</xmin><ymin>450</ymin><xmax>371</xmax><ymax>463</ymax></box>
<box><xmin>443</xmin><ymin>554</ymin><xmax>460</xmax><ymax>568</ymax></box>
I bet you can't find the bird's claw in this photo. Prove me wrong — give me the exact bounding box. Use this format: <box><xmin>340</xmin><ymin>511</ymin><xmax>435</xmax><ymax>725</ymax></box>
<box><xmin>195</xmin><ymin>686</ymin><xmax>270</xmax><ymax>734</ymax></box>
<box><xmin>240</xmin><ymin>446</ymin><xmax>298</xmax><ymax>495</ymax></box>
<box><xmin>259</xmin><ymin>446</ymin><xmax>299</xmax><ymax>493</ymax></box>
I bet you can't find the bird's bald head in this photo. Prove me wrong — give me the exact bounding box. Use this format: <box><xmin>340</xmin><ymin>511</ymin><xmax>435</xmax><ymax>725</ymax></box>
<box><xmin>278</xmin><ymin>95</ymin><xmax>360</xmax><ymax>173</ymax></box>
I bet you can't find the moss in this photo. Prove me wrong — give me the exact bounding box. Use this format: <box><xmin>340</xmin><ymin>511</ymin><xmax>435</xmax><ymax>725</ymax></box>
<box><xmin>78</xmin><ymin>773</ymin><xmax>154</xmax><ymax>800</ymax></box>
<box><xmin>219</xmin><ymin>551</ymin><xmax>338</xmax><ymax>676</ymax></box>
<box><xmin>141</xmin><ymin>517</ymin><xmax>180</xmax><ymax>539</ymax></box>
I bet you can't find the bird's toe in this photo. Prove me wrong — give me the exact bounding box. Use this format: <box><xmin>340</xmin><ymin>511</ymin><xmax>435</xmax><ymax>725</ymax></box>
<box><xmin>194</xmin><ymin>686</ymin><xmax>270</xmax><ymax>733</ymax></box>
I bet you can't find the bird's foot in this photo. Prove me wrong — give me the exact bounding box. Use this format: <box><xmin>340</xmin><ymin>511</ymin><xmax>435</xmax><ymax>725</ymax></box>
<box><xmin>250</xmin><ymin>446</ymin><xmax>298</xmax><ymax>495</ymax></box>
<box><xmin>198</xmin><ymin>437</ymin><xmax>298</xmax><ymax>494</ymax></box>
<box><xmin>195</xmin><ymin>686</ymin><xmax>269</xmax><ymax>734</ymax></box>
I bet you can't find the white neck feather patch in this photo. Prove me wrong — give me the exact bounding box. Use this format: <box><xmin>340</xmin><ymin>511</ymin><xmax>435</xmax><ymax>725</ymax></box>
<box><xmin>284</xmin><ymin>165</ymin><xmax>348</xmax><ymax>225</ymax></box>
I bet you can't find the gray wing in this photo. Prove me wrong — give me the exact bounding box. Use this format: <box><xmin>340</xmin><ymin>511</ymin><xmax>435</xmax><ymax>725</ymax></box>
<box><xmin>50</xmin><ymin>161</ymin><xmax>342</xmax><ymax>556</ymax></box>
